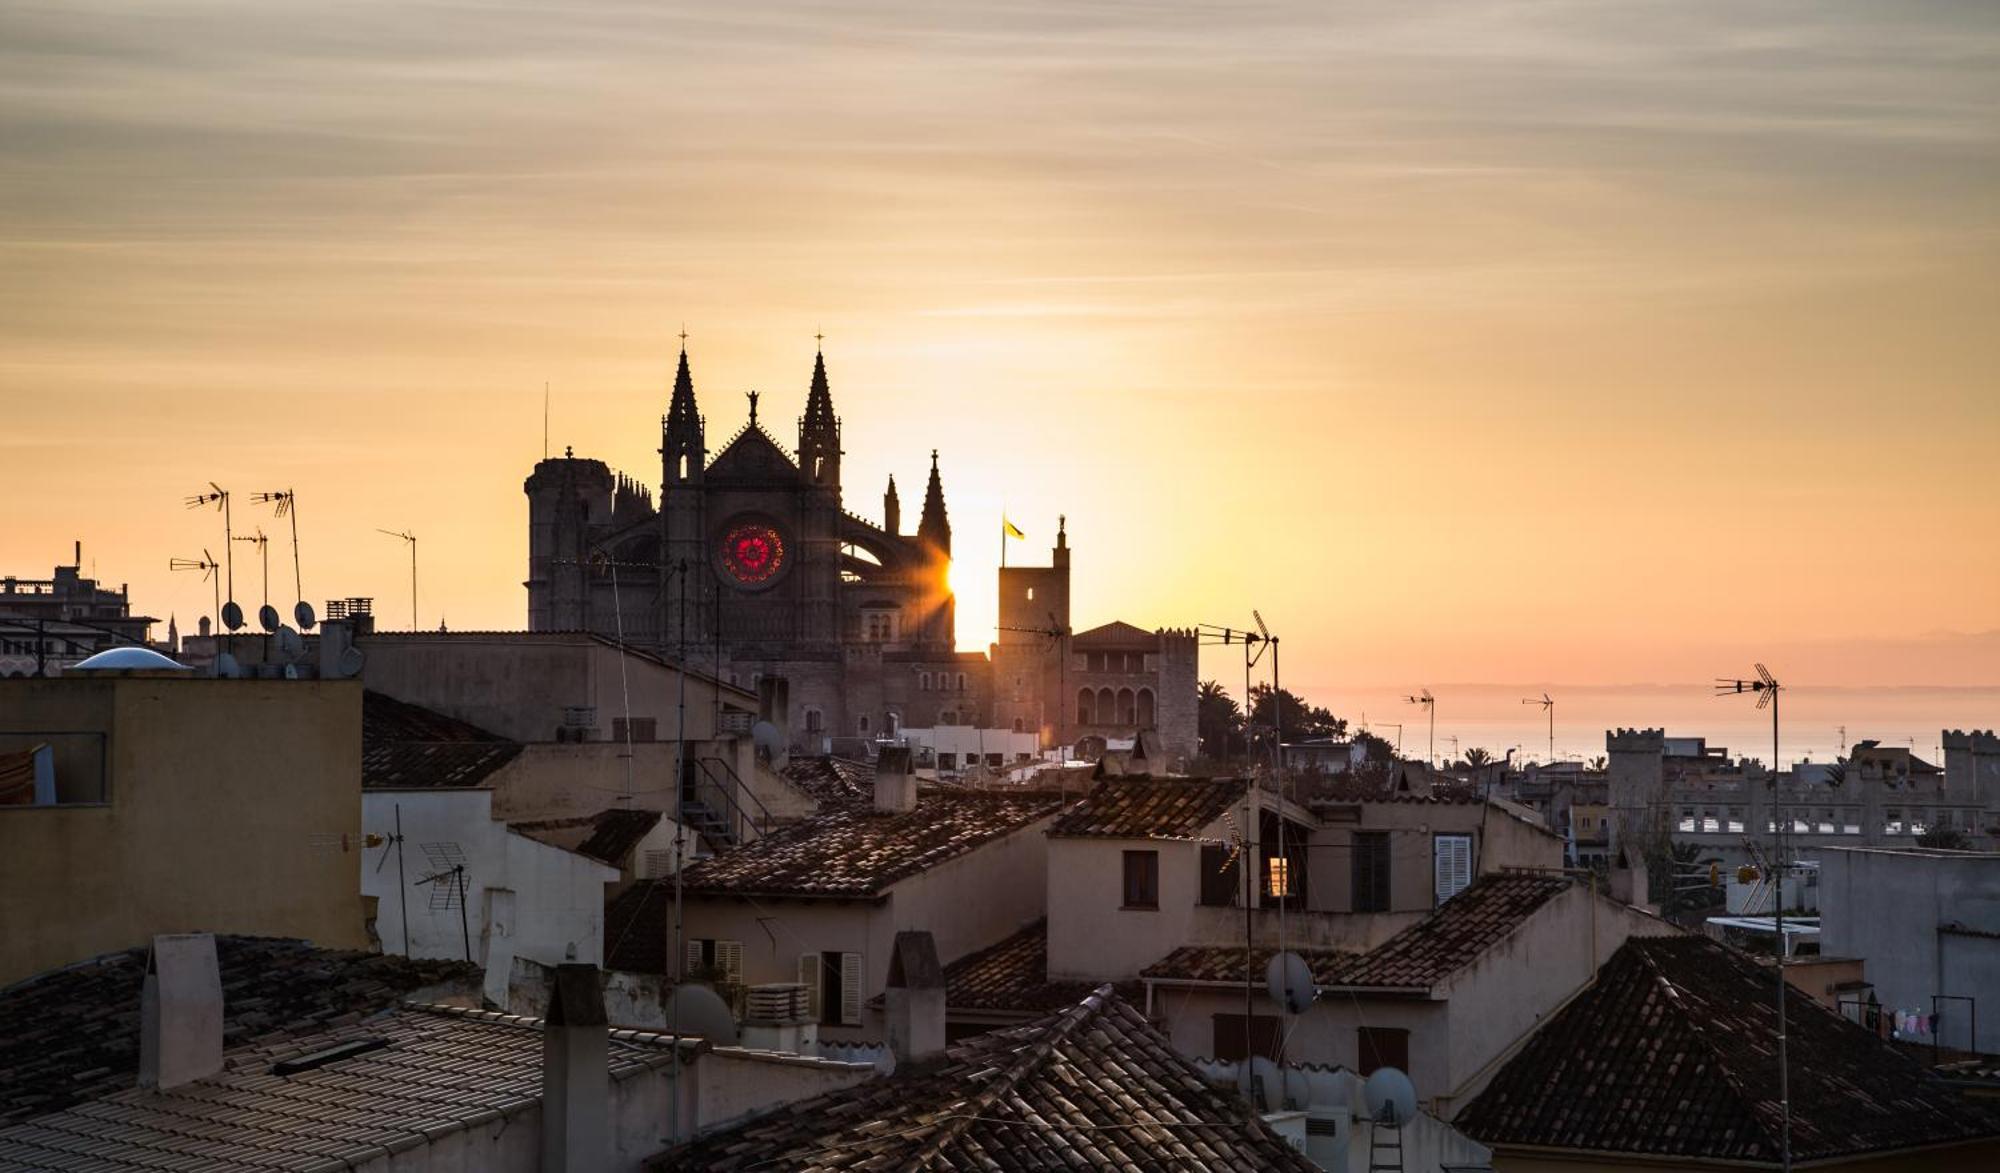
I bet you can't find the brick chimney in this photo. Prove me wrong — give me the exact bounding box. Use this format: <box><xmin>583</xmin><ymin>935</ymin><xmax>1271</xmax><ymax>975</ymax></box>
<box><xmin>874</xmin><ymin>745</ymin><xmax>916</xmax><ymax>814</ymax></box>
<box><xmin>541</xmin><ymin>963</ymin><xmax>608</xmax><ymax>1173</ymax></box>
<box><xmin>883</xmin><ymin>930</ymin><xmax>945</xmax><ymax>1065</ymax></box>
<box><xmin>139</xmin><ymin>933</ymin><xmax>224</xmax><ymax>1091</ymax></box>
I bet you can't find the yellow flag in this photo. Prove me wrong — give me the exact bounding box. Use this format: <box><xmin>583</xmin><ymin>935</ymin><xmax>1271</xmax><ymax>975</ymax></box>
<box><xmin>1003</xmin><ymin>518</ymin><xmax>1025</xmax><ymax>540</ymax></box>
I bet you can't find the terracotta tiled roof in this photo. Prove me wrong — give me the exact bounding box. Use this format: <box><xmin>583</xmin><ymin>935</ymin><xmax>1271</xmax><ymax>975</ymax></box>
<box><xmin>1069</xmin><ymin>620</ymin><xmax>1158</xmax><ymax>649</ymax></box>
<box><xmin>889</xmin><ymin>919</ymin><xmax>1143</xmax><ymax>1015</ymax></box>
<box><xmin>1458</xmin><ymin>934</ymin><xmax>2000</xmax><ymax>1164</ymax></box>
<box><xmin>1305</xmin><ymin>771</ymin><xmax>1483</xmax><ymax>804</ymax></box>
<box><xmin>510</xmin><ymin>807</ymin><xmax>663</xmax><ymax>866</ymax></box>
<box><xmin>605</xmin><ymin>793</ymin><xmax>1065</xmax><ymax>973</ymax></box>
<box><xmin>362</xmin><ymin>690</ymin><xmax>521</xmax><ymax>790</ymax></box>
<box><xmin>0</xmin><ymin>1002</ymin><xmax>690</xmax><ymax>1170</ymax></box>
<box><xmin>1142</xmin><ymin>874</ymin><xmax>1571</xmax><ymax>992</ymax></box>
<box><xmin>781</xmin><ymin>755</ymin><xmax>875</xmax><ymax>807</ymax></box>
<box><xmin>0</xmin><ymin>937</ymin><xmax>480</xmax><ymax>1126</ymax></box>
<box><xmin>647</xmin><ymin>988</ymin><xmax>1319</xmax><ymax>1172</ymax></box>
<box><xmin>1047</xmin><ymin>777</ymin><xmax>1248</xmax><ymax>840</ymax></box>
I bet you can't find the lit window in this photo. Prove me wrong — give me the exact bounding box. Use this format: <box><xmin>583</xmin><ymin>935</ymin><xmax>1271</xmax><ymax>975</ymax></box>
<box><xmin>1266</xmin><ymin>857</ymin><xmax>1291</xmax><ymax>899</ymax></box>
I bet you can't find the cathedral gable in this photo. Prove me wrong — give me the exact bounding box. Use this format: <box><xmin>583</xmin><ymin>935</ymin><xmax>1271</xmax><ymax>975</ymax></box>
<box><xmin>706</xmin><ymin>424</ymin><xmax>799</xmax><ymax>484</ymax></box>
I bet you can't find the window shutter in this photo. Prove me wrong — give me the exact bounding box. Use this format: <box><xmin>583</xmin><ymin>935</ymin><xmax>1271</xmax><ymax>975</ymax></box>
<box><xmin>718</xmin><ymin>940</ymin><xmax>744</xmax><ymax>986</ymax></box>
<box><xmin>1435</xmin><ymin>834</ymin><xmax>1472</xmax><ymax>906</ymax></box>
<box><xmin>798</xmin><ymin>954</ymin><xmax>822</xmax><ymax>1021</ymax></box>
<box><xmin>840</xmin><ymin>952</ymin><xmax>864</xmax><ymax>1026</ymax></box>
<box><xmin>687</xmin><ymin>938</ymin><xmax>707</xmax><ymax>977</ymax></box>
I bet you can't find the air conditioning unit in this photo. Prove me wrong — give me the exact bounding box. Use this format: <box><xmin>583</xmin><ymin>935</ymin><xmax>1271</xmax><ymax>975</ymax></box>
<box><xmin>558</xmin><ymin>706</ymin><xmax>597</xmax><ymax>742</ymax></box>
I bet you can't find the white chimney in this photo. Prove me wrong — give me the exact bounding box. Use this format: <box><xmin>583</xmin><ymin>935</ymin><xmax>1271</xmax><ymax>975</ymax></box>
<box><xmin>883</xmin><ymin>930</ymin><xmax>945</xmax><ymax>1065</ymax></box>
<box><xmin>542</xmin><ymin>963</ymin><xmax>609</xmax><ymax>1173</ymax></box>
<box><xmin>875</xmin><ymin>746</ymin><xmax>916</xmax><ymax>814</ymax></box>
<box><xmin>139</xmin><ymin>933</ymin><xmax>224</xmax><ymax>1091</ymax></box>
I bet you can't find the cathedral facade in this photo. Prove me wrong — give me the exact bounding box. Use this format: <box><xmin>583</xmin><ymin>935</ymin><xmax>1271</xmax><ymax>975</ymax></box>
<box><xmin>524</xmin><ymin>346</ymin><xmax>1195</xmax><ymax>762</ymax></box>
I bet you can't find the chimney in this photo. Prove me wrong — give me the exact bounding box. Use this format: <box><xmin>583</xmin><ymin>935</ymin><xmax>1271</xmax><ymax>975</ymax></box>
<box><xmin>874</xmin><ymin>745</ymin><xmax>916</xmax><ymax>814</ymax></box>
<box><xmin>883</xmin><ymin>931</ymin><xmax>945</xmax><ymax>1066</ymax></box>
<box><xmin>1608</xmin><ymin>846</ymin><xmax>1654</xmax><ymax>913</ymax></box>
<box><xmin>541</xmin><ymin>963</ymin><xmax>608</xmax><ymax>1173</ymax></box>
<box><xmin>139</xmin><ymin>933</ymin><xmax>224</xmax><ymax>1091</ymax></box>
<box><xmin>757</xmin><ymin>675</ymin><xmax>790</xmax><ymax>730</ymax></box>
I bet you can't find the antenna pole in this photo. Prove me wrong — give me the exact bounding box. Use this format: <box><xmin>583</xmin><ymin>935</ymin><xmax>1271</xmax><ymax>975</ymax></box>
<box><xmin>669</xmin><ymin>557</ymin><xmax>689</xmax><ymax>1142</ymax></box>
<box><xmin>411</xmin><ymin>537</ymin><xmax>418</xmax><ymax>631</ymax></box>
<box><xmin>1772</xmin><ymin>682</ymin><xmax>1790</xmax><ymax>1173</ymax></box>
<box><xmin>395</xmin><ymin>803</ymin><xmax>409</xmax><ymax>956</ymax></box>
<box><xmin>456</xmin><ymin>864</ymin><xmax>471</xmax><ymax>962</ymax></box>
<box><xmin>287</xmin><ymin>491</ymin><xmax>302</xmax><ymax>612</ymax></box>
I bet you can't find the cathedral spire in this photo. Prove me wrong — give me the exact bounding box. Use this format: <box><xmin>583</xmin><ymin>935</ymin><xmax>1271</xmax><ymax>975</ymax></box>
<box><xmin>662</xmin><ymin>342</ymin><xmax>704</xmax><ymax>485</ymax></box>
<box><xmin>798</xmin><ymin>345</ymin><xmax>840</xmax><ymax>487</ymax></box>
<box><xmin>918</xmin><ymin>449</ymin><xmax>951</xmax><ymax>554</ymax></box>
<box><xmin>884</xmin><ymin>474</ymin><xmax>901</xmax><ymax>535</ymax></box>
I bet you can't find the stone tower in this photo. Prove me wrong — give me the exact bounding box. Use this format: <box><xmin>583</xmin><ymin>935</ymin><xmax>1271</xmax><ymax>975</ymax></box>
<box><xmin>660</xmin><ymin>346</ymin><xmax>712</xmax><ymax>648</ymax></box>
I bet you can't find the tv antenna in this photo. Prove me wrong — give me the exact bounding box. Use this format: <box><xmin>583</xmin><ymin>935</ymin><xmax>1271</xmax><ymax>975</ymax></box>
<box><xmin>413</xmin><ymin>841</ymin><xmax>471</xmax><ymax>962</ymax></box>
<box><xmin>996</xmin><ymin>612</ymin><xmax>1070</xmax><ymax>748</ymax></box>
<box><xmin>1716</xmin><ymin>661</ymin><xmax>1789</xmax><ymax>1173</ymax></box>
<box><xmin>169</xmin><ymin>551</ymin><xmax>221</xmax><ymax>633</ymax></box>
<box><xmin>186</xmin><ymin>484</ymin><xmax>242</xmax><ymax>629</ymax></box>
<box><xmin>1522</xmin><ymin>692</ymin><xmax>1554</xmax><ymax>762</ymax></box>
<box><xmin>252</xmin><ymin>489</ymin><xmax>314</xmax><ymax>629</ymax></box>
<box><xmin>233</xmin><ymin>527</ymin><xmax>278</xmax><ymax>632</ymax></box>
<box><xmin>1403</xmin><ymin>688</ymin><xmax>1436</xmax><ymax>772</ymax></box>
<box><xmin>377</xmin><ymin>529</ymin><xmax>417</xmax><ymax>630</ymax></box>
<box><xmin>365</xmin><ymin>804</ymin><xmax>412</xmax><ymax>955</ymax></box>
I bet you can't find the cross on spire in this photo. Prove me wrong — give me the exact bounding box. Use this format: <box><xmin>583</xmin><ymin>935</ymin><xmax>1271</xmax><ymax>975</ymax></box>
<box><xmin>678</xmin><ymin>325</ymin><xmax>688</xmax><ymax>350</ymax></box>
<box><xmin>747</xmin><ymin>389</ymin><xmax>759</xmax><ymax>426</ymax></box>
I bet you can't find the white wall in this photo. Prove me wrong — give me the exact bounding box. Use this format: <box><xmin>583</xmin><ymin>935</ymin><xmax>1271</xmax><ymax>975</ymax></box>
<box><xmin>361</xmin><ymin>789</ymin><xmax>618</xmax><ymax>1007</ymax></box>
<box><xmin>1047</xmin><ymin>836</ymin><xmax>1206</xmax><ymax>980</ymax></box>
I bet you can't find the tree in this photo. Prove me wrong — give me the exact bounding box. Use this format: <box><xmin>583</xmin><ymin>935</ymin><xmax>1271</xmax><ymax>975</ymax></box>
<box><xmin>1588</xmin><ymin>755</ymin><xmax>1607</xmax><ymax>771</ymax></box>
<box><xmin>1246</xmin><ymin>685</ymin><xmax>1347</xmax><ymax>742</ymax></box>
<box><xmin>1197</xmin><ymin>680</ymin><xmax>1244</xmax><ymax>760</ymax></box>
<box><xmin>1916</xmin><ymin>826</ymin><xmax>1971</xmax><ymax>850</ymax></box>
<box><xmin>1462</xmin><ymin>747</ymin><xmax>1494</xmax><ymax>768</ymax></box>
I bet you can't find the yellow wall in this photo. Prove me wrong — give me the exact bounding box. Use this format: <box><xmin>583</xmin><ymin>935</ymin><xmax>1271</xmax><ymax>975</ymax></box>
<box><xmin>0</xmin><ymin>676</ymin><xmax>371</xmax><ymax>984</ymax></box>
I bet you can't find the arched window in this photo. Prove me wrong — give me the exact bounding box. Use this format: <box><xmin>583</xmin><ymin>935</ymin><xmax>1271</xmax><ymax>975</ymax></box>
<box><xmin>1137</xmin><ymin>688</ymin><xmax>1155</xmax><ymax>727</ymax></box>
<box><xmin>859</xmin><ymin>715</ymin><xmax>870</xmax><ymax>734</ymax></box>
<box><xmin>1097</xmin><ymin>687</ymin><xmax>1115</xmax><ymax>725</ymax></box>
<box><xmin>1013</xmin><ymin>717</ymin><xmax>1024</xmax><ymax>733</ymax></box>
<box><xmin>1117</xmin><ymin>687</ymin><xmax>1136</xmax><ymax>724</ymax></box>
<box><xmin>1078</xmin><ymin>689</ymin><xmax>1095</xmax><ymax>725</ymax></box>
<box><xmin>805</xmin><ymin>708</ymin><xmax>824</xmax><ymax>733</ymax></box>
<box><xmin>919</xmin><ymin>671</ymin><xmax>932</xmax><ymax>691</ymax></box>
<box><xmin>886</xmin><ymin>711</ymin><xmax>902</xmax><ymax>736</ymax></box>
<box><xmin>956</xmin><ymin>672</ymin><xmax>967</xmax><ymax>691</ymax></box>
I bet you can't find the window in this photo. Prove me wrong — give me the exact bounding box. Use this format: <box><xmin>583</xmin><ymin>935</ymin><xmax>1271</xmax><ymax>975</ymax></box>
<box><xmin>1200</xmin><ymin>844</ymin><xmax>1241</xmax><ymax>906</ymax></box>
<box><xmin>940</xmin><ymin>711</ymin><xmax>957</xmax><ymax>726</ymax></box>
<box><xmin>919</xmin><ymin>671</ymin><xmax>931</xmax><ymax>691</ymax></box>
<box><xmin>1012</xmin><ymin>718</ymin><xmax>1024</xmax><ymax>733</ymax></box>
<box><xmin>938</xmin><ymin>753</ymin><xmax>957</xmax><ymax>771</ymax></box>
<box><xmin>1357</xmin><ymin>1027</ymin><xmax>1410</xmax><ymax>1076</ymax></box>
<box><xmin>1122</xmin><ymin>850</ymin><xmax>1160</xmax><ymax>909</ymax></box>
<box><xmin>1077</xmin><ymin>689</ymin><xmax>1095</xmax><ymax>725</ymax></box>
<box><xmin>1137</xmin><ymin>688</ymin><xmax>1155</xmax><ymax>727</ymax></box>
<box><xmin>1678</xmin><ymin>808</ymin><xmax>1697</xmax><ymax>833</ymax></box>
<box><xmin>858</xmin><ymin>716</ymin><xmax>870</xmax><ymax>734</ymax></box>
<box><xmin>1700</xmin><ymin>809</ymin><xmax>1720</xmax><ymax>833</ymax></box>
<box><xmin>1027</xmin><ymin>586</ymin><xmax>1034</xmax><ymax>600</ymax></box>
<box><xmin>1433</xmin><ymin>833</ymin><xmax>1472</xmax><ymax>906</ymax></box>
<box><xmin>687</xmin><ymin>939</ymin><xmax>744</xmax><ymax>986</ymax></box>
<box><xmin>1727</xmin><ymin>807</ymin><xmax>1745</xmax><ymax>833</ymax></box>
<box><xmin>1352</xmin><ymin>831</ymin><xmax>1391</xmax><ymax>912</ymax></box>
<box><xmin>1212</xmin><ymin>1014</ymin><xmax>1283</xmax><ymax>1063</ymax></box>
<box><xmin>804</xmin><ymin>708</ymin><xmax>823</xmax><ymax>733</ymax></box>
<box><xmin>610</xmin><ymin>716</ymin><xmax>657</xmax><ymax>743</ymax></box>
<box><xmin>1266</xmin><ymin>856</ymin><xmax>1292</xmax><ymax>899</ymax></box>
<box><xmin>956</xmin><ymin>672</ymin><xmax>967</xmax><ymax>691</ymax></box>
<box><xmin>800</xmin><ymin>952</ymin><xmax>863</xmax><ymax>1026</ymax></box>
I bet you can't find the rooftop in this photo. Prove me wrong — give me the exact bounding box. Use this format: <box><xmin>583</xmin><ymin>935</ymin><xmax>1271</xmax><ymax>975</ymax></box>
<box><xmin>510</xmin><ymin>807</ymin><xmax>664</xmax><ymax>865</ymax></box>
<box><xmin>361</xmin><ymin>690</ymin><xmax>522</xmax><ymax>790</ymax></box>
<box><xmin>780</xmin><ymin>755</ymin><xmax>875</xmax><ymax>807</ymax></box>
<box><xmin>1457</xmin><ymin>934</ymin><xmax>2000</xmax><ymax>1164</ymax></box>
<box><xmin>1047</xmin><ymin>776</ymin><xmax>1247</xmax><ymax>840</ymax></box>
<box><xmin>648</xmin><ymin>987</ymin><xmax>1317</xmax><ymax>1172</ymax></box>
<box><xmin>0</xmin><ymin>1002</ymin><xmax>689</xmax><ymax>1171</ymax></box>
<box><xmin>1143</xmin><ymin>873</ymin><xmax>1573</xmax><ymax>993</ymax></box>
<box><xmin>0</xmin><ymin>937</ymin><xmax>479</xmax><ymax>1126</ymax></box>
<box><xmin>874</xmin><ymin>919</ymin><xmax>1143</xmax><ymax>1016</ymax></box>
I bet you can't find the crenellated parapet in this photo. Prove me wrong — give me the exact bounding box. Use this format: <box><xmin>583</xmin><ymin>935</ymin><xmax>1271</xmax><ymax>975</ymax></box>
<box><xmin>1943</xmin><ymin>729</ymin><xmax>2000</xmax><ymax>753</ymax></box>
<box><xmin>1607</xmin><ymin>727</ymin><xmax>1666</xmax><ymax>754</ymax></box>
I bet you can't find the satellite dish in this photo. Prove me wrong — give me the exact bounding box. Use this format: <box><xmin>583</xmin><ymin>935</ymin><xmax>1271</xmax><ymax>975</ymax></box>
<box><xmin>294</xmin><ymin>600</ymin><xmax>316</xmax><ymax>630</ymax></box>
<box><xmin>276</xmin><ymin>626</ymin><xmax>305</xmax><ymax>660</ymax></box>
<box><xmin>662</xmin><ymin>985</ymin><xmax>739</xmax><ymax>1045</ymax></box>
<box><xmin>1364</xmin><ymin>1067</ymin><xmax>1417</xmax><ymax>1126</ymax></box>
<box><xmin>221</xmin><ymin>600</ymin><xmax>244</xmax><ymax>630</ymax></box>
<box><xmin>751</xmin><ymin>720</ymin><xmax>787</xmax><ymax>763</ymax></box>
<box><xmin>336</xmin><ymin>646</ymin><xmax>365</xmax><ymax>678</ymax></box>
<box><xmin>215</xmin><ymin>652</ymin><xmax>241</xmax><ymax>679</ymax></box>
<box><xmin>1266</xmin><ymin>951</ymin><xmax>1316</xmax><ymax>1015</ymax></box>
<box><xmin>259</xmin><ymin>604</ymin><xmax>281</xmax><ymax>633</ymax></box>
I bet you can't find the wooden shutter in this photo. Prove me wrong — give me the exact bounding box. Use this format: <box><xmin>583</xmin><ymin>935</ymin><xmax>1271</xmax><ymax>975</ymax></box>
<box><xmin>798</xmin><ymin>953</ymin><xmax>822</xmax><ymax>1020</ymax></box>
<box><xmin>1358</xmin><ymin>1026</ymin><xmax>1410</xmax><ymax>1076</ymax></box>
<box><xmin>839</xmin><ymin>952</ymin><xmax>864</xmax><ymax>1026</ymax></box>
<box><xmin>717</xmin><ymin>940</ymin><xmax>744</xmax><ymax>986</ymax></box>
<box><xmin>687</xmin><ymin>938</ymin><xmax>707</xmax><ymax>978</ymax></box>
<box><xmin>1434</xmin><ymin>834</ymin><xmax>1472</xmax><ymax>906</ymax></box>
<box><xmin>1352</xmin><ymin>832</ymin><xmax>1390</xmax><ymax>912</ymax></box>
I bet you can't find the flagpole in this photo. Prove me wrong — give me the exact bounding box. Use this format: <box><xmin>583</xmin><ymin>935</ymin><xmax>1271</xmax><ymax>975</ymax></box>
<box><xmin>1000</xmin><ymin>513</ymin><xmax>1006</xmax><ymax>569</ymax></box>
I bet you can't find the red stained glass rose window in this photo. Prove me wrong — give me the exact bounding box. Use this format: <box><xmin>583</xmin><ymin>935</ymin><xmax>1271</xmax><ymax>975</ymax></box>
<box><xmin>720</xmin><ymin>522</ymin><xmax>785</xmax><ymax>585</ymax></box>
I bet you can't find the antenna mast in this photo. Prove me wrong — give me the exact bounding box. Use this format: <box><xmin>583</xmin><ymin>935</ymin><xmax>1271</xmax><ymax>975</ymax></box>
<box><xmin>1717</xmin><ymin>662</ymin><xmax>1789</xmax><ymax>1173</ymax></box>
<box><xmin>1522</xmin><ymin>693</ymin><xmax>1554</xmax><ymax>762</ymax></box>
<box><xmin>378</xmin><ymin>529</ymin><xmax>418</xmax><ymax>630</ymax></box>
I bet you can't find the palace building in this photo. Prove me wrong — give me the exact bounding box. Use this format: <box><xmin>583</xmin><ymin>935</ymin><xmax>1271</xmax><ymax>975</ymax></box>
<box><xmin>524</xmin><ymin>345</ymin><xmax>1195</xmax><ymax>762</ymax></box>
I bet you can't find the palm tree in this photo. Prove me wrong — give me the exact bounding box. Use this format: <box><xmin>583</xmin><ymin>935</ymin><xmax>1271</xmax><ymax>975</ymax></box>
<box><xmin>1463</xmin><ymin>747</ymin><xmax>1494</xmax><ymax>768</ymax></box>
<box><xmin>1196</xmin><ymin>680</ymin><xmax>1242</xmax><ymax>761</ymax></box>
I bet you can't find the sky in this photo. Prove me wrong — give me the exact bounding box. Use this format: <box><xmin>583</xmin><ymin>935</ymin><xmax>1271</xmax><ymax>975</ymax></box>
<box><xmin>4</xmin><ymin>0</ymin><xmax>1998</xmax><ymax>698</ymax></box>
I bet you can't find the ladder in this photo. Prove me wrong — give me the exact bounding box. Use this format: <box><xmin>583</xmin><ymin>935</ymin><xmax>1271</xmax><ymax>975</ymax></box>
<box><xmin>1368</xmin><ymin>1106</ymin><xmax>1404</xmax><ymax>1173</ymax></box>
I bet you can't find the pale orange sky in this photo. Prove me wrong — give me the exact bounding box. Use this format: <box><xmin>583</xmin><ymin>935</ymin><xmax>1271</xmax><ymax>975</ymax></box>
<box><xmin>4</xmin><ymin>1</ymin><xmax>1998</xmax><ymax>689</ymax></box>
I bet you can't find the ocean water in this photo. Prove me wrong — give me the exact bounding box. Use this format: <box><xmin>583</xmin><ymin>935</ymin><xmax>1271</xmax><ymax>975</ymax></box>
<box><xmin>1291</xmin><ymin>683</ymin><xmax>2000</xmax><ymax>768</ymax></box>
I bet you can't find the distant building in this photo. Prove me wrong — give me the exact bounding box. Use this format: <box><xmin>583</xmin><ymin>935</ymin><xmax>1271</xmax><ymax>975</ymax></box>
<box><xmin>0</xmin><ymin>545</ymin><xmax>158</xmax><ymax>677</ymax></box>
<box><xmin>526</xmin><ymin>345</ymin><xmax>1197</xmax><ymax>764</ymax></box>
